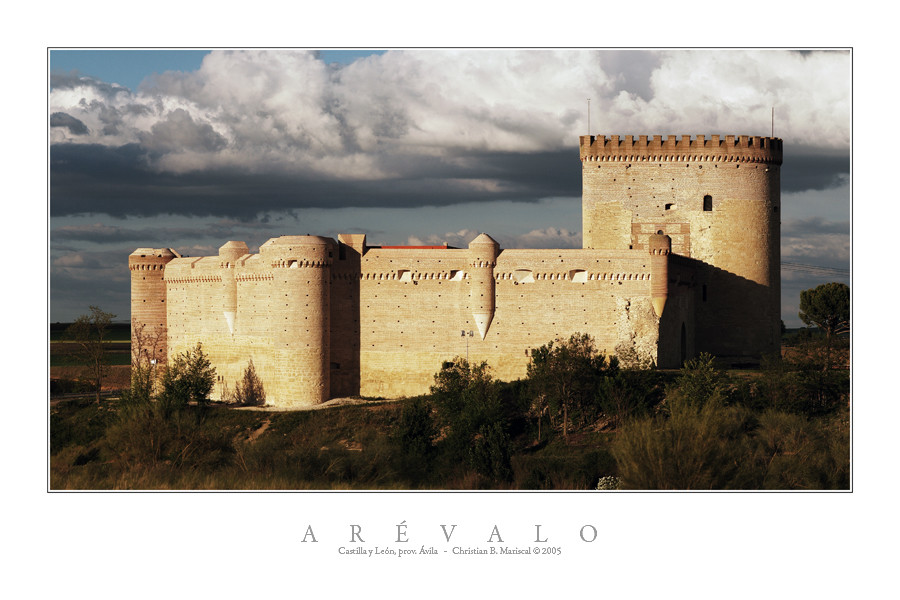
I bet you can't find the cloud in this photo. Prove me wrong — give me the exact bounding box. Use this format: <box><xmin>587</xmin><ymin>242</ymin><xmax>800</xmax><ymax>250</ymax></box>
<box><xmin>50</xmin><ymin>112</ymin><xmax>89</xmax><ymax>135</ymax></box>
<box><xmin>49</xmin><ymin>49</ymin><xmax>850</xmax><ymax>219</ymax></box>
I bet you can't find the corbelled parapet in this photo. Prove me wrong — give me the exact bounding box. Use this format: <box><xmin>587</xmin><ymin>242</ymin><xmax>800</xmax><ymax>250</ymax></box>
<box><xmin>468</xmin><ymin>233</ymin><xmax>500</xmax><ymax>340</ymax></box>
<box><xmin>579</xmin><ymin>134</ymin><xmax>783</xmax><ymax>165</ymax></box>
<box><xmin>648</xmin><ymin>233</ymin><xmax>671</xmax><ymax>318</ymax></box>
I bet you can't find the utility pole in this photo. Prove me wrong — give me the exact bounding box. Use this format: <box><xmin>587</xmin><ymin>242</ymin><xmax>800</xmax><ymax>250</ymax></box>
<box><xmin>461</xmin><ymin>329</ymin><xmax>473</xmax><ymax>362</ymax></box>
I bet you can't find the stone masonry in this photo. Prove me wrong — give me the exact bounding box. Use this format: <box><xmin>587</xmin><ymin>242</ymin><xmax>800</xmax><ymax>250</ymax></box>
<box><xmin>131</xmin><ymin>134</ymin><xmax>783</xmax><ymax>409</ymax></box>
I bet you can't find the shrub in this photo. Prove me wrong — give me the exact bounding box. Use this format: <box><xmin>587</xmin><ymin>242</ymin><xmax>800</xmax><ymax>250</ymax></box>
<box><xmin>469</xmin><ymin>421</ymin><xmax>513</xmax><ymax>483</ymax></box>
<box><xmin>665</xmin><ymin>352</ymin><xmax>729</xmax><ymax>408</ymax></box>
<box><xmin>230</xmin><ymin>359</ymin><xmax>266</xmax><ymax>406</ymax></box>
<box><xmin>612</xmin><ymin>396</ymin><xmax>758</xmax><ymax>489</ymax></box>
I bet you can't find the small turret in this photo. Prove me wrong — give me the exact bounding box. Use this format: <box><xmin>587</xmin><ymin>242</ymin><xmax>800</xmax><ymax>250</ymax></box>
<box><xmin>468</xmin><ymin>233</ymin><xmax>500</xmax><ymax>340</ymax></box>
<box><xmin>219</xmin><ymin>241</ymin><xmax>249</xmax><ymax>335</ymax></box>
<box><xmin>648</xmin><ymin>233</ymin><xmax>671</xmax><ymax>318</ymax></box>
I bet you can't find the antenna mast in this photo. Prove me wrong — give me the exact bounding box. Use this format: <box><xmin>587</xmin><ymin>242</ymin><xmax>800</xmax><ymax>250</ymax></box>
<box><xmin>587</xmin><ymin>98</ymin><xmax>591</xmax><ymax>136</ymax></box>
<box><xmin>771</xmin><ymin>106</ymin><xmax>774</xmax><ymax>137</ymax></box>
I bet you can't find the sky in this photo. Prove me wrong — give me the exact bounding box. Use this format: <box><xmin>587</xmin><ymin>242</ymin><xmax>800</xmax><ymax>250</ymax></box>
<box><xmin>48</xmin><ymin>48</ymin><xmax>850</xmax><ymax>326</ymax></box>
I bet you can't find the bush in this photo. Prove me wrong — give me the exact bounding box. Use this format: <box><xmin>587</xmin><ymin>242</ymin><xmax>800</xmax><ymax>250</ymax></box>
<box><xmin>612</xmin><ymin>396</ymin><xmax>758</xmax><ymax>490</ymax></box>
<box><xmin>665</xmin><ymin>352</ymin><xmax>729</xmax><ymax>408</ymax></box>
<box><xmin>470</xmin><ymin>421</ymin><xmax>513</xmax><ymax>482</ymax></box>
<box><xmin>596</xmin><ymin>367</ymin><xmax>663</xmax><ymax>429</ymax></box>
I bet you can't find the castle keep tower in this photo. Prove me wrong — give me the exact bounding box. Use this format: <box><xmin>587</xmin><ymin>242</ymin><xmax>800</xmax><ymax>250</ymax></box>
<box><xmin>580</xmin><ymin>134</ymin><xmax>783</xmax><ymax>359</ymax></box>
<box><xmin>129</xmin><ymin>247</ymin><xmax>179</xmax><ymax>363</ymax></box>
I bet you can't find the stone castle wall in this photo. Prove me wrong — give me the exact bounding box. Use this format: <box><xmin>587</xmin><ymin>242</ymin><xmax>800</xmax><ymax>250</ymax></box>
<box><xmin>131</xmin><ymin>133</ymin><xmax>781</xmax><ymax>408</ymax></box>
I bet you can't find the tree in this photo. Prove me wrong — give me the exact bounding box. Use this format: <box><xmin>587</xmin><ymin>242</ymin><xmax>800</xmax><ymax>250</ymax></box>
<box><xmin>526</xmin><ymin>333</ymin><xmax>617</xmax><ymax>443</ymax></box>
<box><xmin>799</xmin><ymin>282</ymin><xmax>850</xmax><ymax>338</ymax></box>
<box><xmin>799</xmin><ymin>282</ymin><xmax>850</xmax><ymax>370</ymax></box>
<box><xmin>65</xmin><ymin>306</ymin><xmax>116</xmax><ymax>404</ymax></box>
<box><xmin>229</xmin><ymin>359</ymin><xmax>266</xmax><ymax>406</ymax></box>
<box><xmin>430</xmin><ymin>358</ymin><xmax>511</xmax><ymax>480</ymax></box>
<box><xmin>159</xmin><ymin>343</ymin><xmax>216</xmax><ymax>421</ymax></box>
<box><xmin>126</xmin><ymin>319</ymin><xmax>166</xmax><ymax>406</ymax></box>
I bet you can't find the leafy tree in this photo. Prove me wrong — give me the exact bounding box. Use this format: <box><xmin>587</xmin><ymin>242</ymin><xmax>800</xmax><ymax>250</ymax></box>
<box><xmin>527</xmin><ymin>333</ymin><xmax>617</xmax><ymax>443</ymax></box>
<box><xmin>65</xmin><ymin>306</ymin><xmax>116</xmax><ymax>404</ymax></box>
<box><xmin>430</xmin><ymin>358</ymin><xmax>511</xmax><ymax>480</ymax></box>
<box><xmin>159</xmin><ymin>343</ymin><xmax>216</xmax><ymax>421</ymax></box>
<box><xmin>230</xmin><ymin>359</ymin><xmax>266</xmax><ymax>406</ymax></box>
<box><xmin>799</xmin><ymin>282</ymin><xmax>850</xmax><ymax>370</ymax></box>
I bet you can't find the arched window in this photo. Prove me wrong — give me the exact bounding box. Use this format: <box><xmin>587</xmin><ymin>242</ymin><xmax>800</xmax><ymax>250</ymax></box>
<box><xmin>703</xmin><ymin>195</ymin><xmax>713</xmax><ymax>211</ymax></box>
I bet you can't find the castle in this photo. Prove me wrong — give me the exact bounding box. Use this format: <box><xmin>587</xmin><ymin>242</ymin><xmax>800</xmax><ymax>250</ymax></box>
<box><xmin>130</xmin><ymin>134</ymin><xmax>783</xmax><ymax>409</ymax></box>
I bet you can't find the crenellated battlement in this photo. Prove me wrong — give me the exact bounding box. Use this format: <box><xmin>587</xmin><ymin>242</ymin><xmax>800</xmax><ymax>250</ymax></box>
<box><xmin>580</xmin><ymin>134</ymin><xmax>782</xmax><ymax>164</ymax></box>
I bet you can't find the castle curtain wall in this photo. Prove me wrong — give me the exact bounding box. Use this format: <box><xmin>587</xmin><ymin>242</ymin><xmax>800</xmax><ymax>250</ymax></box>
<box><xmin>131</xmin><ymin>134</ymin><xmax>782</xmax><ymax>407</ymax></box>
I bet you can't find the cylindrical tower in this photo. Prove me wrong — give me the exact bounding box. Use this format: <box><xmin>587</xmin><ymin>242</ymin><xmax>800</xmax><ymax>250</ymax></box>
<box><xmin>648</xmin><ymin>233</ymin><xmax>671</xmax><ymax>318</ymax></box>
<box><xmin>219</xmin><ymin>241</ymin><xmax>249</xmax><ymax>335</ymax></box>
<box><xmin>580</xmin><ymin>134</ymin><xmax>782</xmax><ymax>359</ymax></box>
<box><xmin>468</xmin><ymin>233</ymin><xmax>499</xmax><ymax>340</ymax></box>
<box><xmin>261</xmin><ymin>235</ymin><xmax>332</xmax><ymax>407</ymax></box>
<box><xmin>129</xmin><ymin>248</ymin><xmax>179</xmax><ymax>364</ymax></box>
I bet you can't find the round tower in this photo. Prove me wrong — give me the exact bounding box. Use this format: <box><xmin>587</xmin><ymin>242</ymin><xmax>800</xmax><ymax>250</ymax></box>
<box><xmin>129</xmin><ymin>248</ymin><xmax>179</xmax><ymax>364</ymax></box>
<box><xmin>468</xmin><ymin>233</ymin><xmax>499</xmax><ymax>340</ymax></box>
<box><xmin>260</xmin><ymin>235</ymin><xmax>332</xmax><ymax>407</ymax></box>
<box><xmin>648</xmin><ymin>233</ymin><xmax>671</xmax><ymax>318</ymax></box>
<box><xmin>219</xmin><ymin>241</ymin><xmax>249</xmax><ymax>335</ymax></box>
<box><xmin>580</xmin><ymin>134</ymin><xmax>782</xmax><ymax>359</ymax></box>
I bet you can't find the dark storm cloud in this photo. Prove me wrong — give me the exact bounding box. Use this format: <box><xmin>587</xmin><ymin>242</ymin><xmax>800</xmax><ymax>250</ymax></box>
<box><xmin>51</xmin><ymin>218</ymin><xmax>288</xmax><ymax>246</ymax></box>
<box><xmin>52</xmin><ymin>222</ymin><xmax>155</xmax><ymax>243</ymax></box>
<box><xmin>50</xmin><ymin>112</ymin><xmax>89</xmax><ymax>135</ymax></box>
<box><xmin>782</xmin><ymin>144</ymin><xmax>849</xmax><ymax>192</ymax></box>
<box><xmin>50</xmin><ymin>142</ymin><xmax>579</xmax><ymax>219</ymax></box>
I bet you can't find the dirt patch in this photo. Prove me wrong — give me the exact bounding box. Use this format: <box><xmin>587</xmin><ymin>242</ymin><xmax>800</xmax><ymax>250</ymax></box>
<box><xmin>246</xmin><ymin>418</ymin><xmax>272</xmax><ymax>442</ymax></box>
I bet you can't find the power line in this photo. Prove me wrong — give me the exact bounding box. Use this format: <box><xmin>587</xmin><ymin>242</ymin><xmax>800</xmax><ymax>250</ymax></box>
<box><xmin>781</xmin><ymin>261</ymin><xmax>849</xmax><ymax>277</ymax></box>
